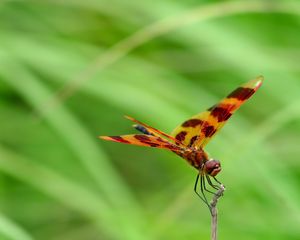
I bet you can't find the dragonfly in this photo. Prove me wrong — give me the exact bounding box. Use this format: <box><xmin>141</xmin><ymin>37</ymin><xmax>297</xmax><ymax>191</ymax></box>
<box><xmin>99</xmin><ymin>76</ymin><xmax>263</xmax><ymax>210</ymax></box>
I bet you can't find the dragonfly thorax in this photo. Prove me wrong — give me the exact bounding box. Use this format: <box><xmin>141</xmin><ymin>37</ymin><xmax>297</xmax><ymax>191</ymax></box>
<box><xmin>179</xmin><ymin>148</ymin><xmax>221</xmax><ymax>176</ymax></box>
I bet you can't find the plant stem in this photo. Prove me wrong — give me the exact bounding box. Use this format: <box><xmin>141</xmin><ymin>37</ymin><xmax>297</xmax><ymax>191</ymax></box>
<box><xmin>210</xmin><ymin>184</ymin><xmax>225</xmax><ymax>240</ymax></box>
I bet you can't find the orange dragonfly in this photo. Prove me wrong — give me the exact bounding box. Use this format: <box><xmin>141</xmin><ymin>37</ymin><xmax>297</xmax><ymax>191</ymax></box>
<box><xmin>100</xmin><ymin>76</ymin><xmax>263</xmax><ymax>210</ymax></box>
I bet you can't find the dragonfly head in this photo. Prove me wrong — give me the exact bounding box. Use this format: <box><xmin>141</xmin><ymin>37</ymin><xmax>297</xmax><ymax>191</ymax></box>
<box><xmin>204</xmin><ymin>159</ymin><xmax>221</xmax><ymax>176</ymax></box>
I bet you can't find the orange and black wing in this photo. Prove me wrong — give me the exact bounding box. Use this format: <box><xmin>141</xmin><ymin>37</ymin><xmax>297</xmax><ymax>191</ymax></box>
<box><xmin>99</xmin><ymin>134</ymin><xmax>183</xmax><ymax>153</ymax></box>
<box><xmin>171</xmin><ymin>76</ymin><xmax>264</xmax><ymax>149</ymax></box>
<box><xmin>125</xmin><ymin>115</ymin><xmax>184</xmax><ymax>146</ymax></box>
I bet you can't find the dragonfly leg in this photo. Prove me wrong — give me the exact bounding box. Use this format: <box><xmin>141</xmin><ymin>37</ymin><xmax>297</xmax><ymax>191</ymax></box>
<box><xmin>213</xmin><ymin>177</ymin><xmax>225</xmax><ymax>196</ymax></box>
<box><xmin>206</xmin><ymin>175</ymin><xmax>220</xmax><ymax>190</ymax></box>
<box><xmin>203</xmin><ymin>175</ymin><xmax>217</xmax><ymax>194</ymax></box>
<box><xmin>200</xmin><ymin>174</ymin><xmax>212</xmax><ymax>213</ymax></box>
<box><xmin>194</xmin><ymin>174</ymin><xmax>211</xmax><ymax>212</ymax></box>
<box><xmin>213</xmin><ymin>177</ymin><xmax>223</xmax><ymax>186</ymax></box>
<box><xmin>194</xmin><ymin>174</ymin><xmax>206</xmax><ymax>202</ymax></box>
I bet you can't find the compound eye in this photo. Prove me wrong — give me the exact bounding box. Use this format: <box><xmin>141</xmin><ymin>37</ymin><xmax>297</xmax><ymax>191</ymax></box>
<box><xmin>205</xmin><ymin>159</ymin><xmax>221</xmax><ymax>176</ymax></box>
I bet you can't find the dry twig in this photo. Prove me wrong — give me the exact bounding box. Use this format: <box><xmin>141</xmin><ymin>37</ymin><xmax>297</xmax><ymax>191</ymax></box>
<box><xmin>210</xmin><ymin>184</ymin><xmax>225</xmax><ymax>240</ymax></box>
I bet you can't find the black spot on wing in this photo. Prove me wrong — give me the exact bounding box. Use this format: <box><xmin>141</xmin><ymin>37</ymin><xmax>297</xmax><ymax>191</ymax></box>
<box><xmin>134</xmin><ymin>135</ymin><xmax>150</xmax><ymax>141</ymax></box>
<box><xmin>188</xmin><ymin>135</ymin><xmax>198</xmax><ymax>147</ymax></box>
<box><xmin>175</xmin><ymin>131</ymin><xmax>187</xmax><ymax>142</ymax></box>
<box><xmin>210</xmin><ymin>107</ymin><xmax>232</xmax><ymax>122</ymax></box>
<box><xmin>133</xmin><ymin>124</ymin><xmax>154</xmax><ymax>135</ymax></box>
<box><xmin>202</xmin><ymin>124</ymin><xmax>216</xmax><ymax>138</ymax></box>
<box><xmin>110</xmin><ymin>136</ymin><xmax>131</xmax><ymax>143</ymax></box>
<box><xmin>182</xmin><ymin>119</ymin><xmax>203</xmax><ymax>127</ymax></box>
<box><xmin>134</xmin><ymin>135</ymin><xmax>164</xmax><ymax>148</ymax></box>
<box><xmin>148</xmin><ymin>143</ymin><xmax>160</xmax><ymax>147</ymax></box>
<box><xmin>227</xmin><ymin>87</ymin><xmax>255</xmax><ymax>101</ymax></box>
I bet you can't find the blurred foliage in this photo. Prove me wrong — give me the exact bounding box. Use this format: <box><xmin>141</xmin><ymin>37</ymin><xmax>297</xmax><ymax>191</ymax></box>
<box><xmin>0</xmin><ymin>0</ymin><xmax>300</xmax><ymax>239</ymax></box>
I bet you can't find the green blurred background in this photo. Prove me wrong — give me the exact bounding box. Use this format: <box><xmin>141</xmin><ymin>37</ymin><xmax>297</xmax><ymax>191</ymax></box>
<box><xmin>0</xmin><ymin>0</ymin><xmax>300</xmax><ymax>239</ymax></box>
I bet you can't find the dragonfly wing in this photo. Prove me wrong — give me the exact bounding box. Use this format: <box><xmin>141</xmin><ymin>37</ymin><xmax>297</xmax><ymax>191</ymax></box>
<box><xmin>125</xmin><ymin>115</ymin><xmax>184</xmax><ymax>146</ymax></box>
<box><xmin>171</xmin><ymin>76</ymin><xmax>264</xmax><ymax>148</ymax></box>
<box><xmin>133</xmin><ymin>124</ymin><xmax>155</xmax><ymax>136</ymax></box>
<box><xmin>171</xmin><ymin>111</ymin><xmax>209</xmax><ymax>147</ymax></box>
<box><xmin>99</xmin><ymin>134</ymin><xmax>183</xmax><ymax>152</ymax></box>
